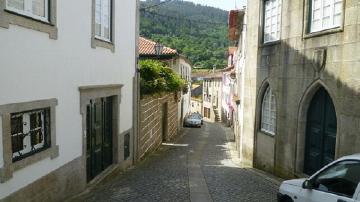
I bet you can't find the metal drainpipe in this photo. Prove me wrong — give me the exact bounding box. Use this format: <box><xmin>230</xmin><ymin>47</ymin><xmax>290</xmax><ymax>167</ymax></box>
<box><xmin>133</xmin><ymin>0</ymin><xmax>140</xmax><ymax>164</ymax></box>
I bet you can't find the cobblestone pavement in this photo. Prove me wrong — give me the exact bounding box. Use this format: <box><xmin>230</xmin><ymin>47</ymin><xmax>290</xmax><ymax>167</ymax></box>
<box><xmin>71</xmin><ymin>122</ymin><xmax>279</xmax><ymax>202</ymax></box>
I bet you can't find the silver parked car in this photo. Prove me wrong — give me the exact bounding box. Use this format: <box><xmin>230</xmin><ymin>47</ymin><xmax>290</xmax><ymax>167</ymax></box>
<box><xmin>191</xmin><ymin>112</ymin><xmax>203</xmax><ymax>125</ymax></box>
<box><xmin>183</xmin><ymin>114</ymin><xmax>202</xmax><ymax>128</ymax></box>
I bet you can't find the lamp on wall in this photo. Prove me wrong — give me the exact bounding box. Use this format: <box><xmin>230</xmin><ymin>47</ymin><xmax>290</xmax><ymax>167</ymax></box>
<box><xmin>154</xmin><ymin>42</ymin><xmax>164</xmax><ymax>57</ymax></box>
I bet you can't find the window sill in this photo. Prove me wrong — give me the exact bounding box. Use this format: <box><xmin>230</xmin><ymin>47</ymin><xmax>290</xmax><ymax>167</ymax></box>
<box><xmin>12</xmin><ymin>145</ymin><xmax>59</xmax><ymax>171</ymax></box>
<box><xmin>91</xmin><ymin>38</ymin><xmax>115</xmax><ymax>52</ymax></box>
<box><xmin>0</xmin><ymin>1</ymin><xmax>57</xmax><ymax>39</ymax></box>
<box><xmin>0</xmin><ymin>145</ymin><xmax>59</xmax><ymax>183</ymax></box>
<box><xmin>304</xmin><ymin>27</ymin><xmax>343</xmax><ymax>39</ymax></box>
<box><xmin>259</xmin><ymin>40</ymin><xmax>281</xmax><ymax>48</ymax></box>
<box><xmin>259</xmin><ymin>130</ymin><xmax>275</xmax><ymax>137</ymax></box>
<box><xmin>5</xmin><ymin>9</ymin><xmax>50</xmax><ymax>24</ymax></box>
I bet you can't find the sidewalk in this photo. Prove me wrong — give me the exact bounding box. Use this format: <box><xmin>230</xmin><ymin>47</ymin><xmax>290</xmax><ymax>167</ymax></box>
<box><xmin>222</xmin><ymin>123</ymin><xmax>283</xmax><ymax>186</ymax></box>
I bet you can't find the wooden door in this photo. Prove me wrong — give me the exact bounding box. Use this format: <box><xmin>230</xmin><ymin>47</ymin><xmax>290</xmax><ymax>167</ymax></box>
<box><xmin>86</xmin><ymin>97</ymin><xmax>113</xmax><ymax>182</ymax></box>
<box><xmin>304</xmin><ymin>88</ymin><xmax>337</xmax><ymax>175</ymax></box>
<box><xmin>161</xmin><ymin>103</ymin><xmax>168</xmax><ymax>142</ymax></box>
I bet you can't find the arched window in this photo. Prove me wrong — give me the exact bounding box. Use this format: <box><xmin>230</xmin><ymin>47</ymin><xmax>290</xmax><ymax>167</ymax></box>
<box><xmin>261</xmin><ymin>87</ymin><xmax>276</xmax><ymax>135</ymax></box>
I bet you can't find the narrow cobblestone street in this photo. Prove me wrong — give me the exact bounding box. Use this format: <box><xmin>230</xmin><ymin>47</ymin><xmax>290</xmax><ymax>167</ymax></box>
<box><xmin>71</xmin><ymin>122</ymin><xmax>279</xmax><ymax>202</ymax></box>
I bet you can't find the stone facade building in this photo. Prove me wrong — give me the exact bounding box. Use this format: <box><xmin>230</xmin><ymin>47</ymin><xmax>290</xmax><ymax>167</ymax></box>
<box><xmin>0</xmin><ymin>0</ymin><xmax>138</xmax><ymax>200</ymax></box>
<box><xmin>242</xmin><ymin>0</ymin><xmax>360</xmax><ymax>178</ymax></box>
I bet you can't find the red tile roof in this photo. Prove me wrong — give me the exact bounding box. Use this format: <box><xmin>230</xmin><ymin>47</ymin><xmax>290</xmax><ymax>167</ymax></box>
<box><xmin>139</xmin><ymin>37</ymin><xmax>177</xmax><ymax>56</ymax></box>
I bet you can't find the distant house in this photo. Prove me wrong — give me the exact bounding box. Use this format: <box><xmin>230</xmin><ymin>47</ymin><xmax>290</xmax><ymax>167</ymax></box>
<box><xmin>190</xmin><ymin>84</ymin><xmax>203</xmax><ymax>114</ymax></box>
<box><xmin>139</xmin><ymin>37</ymin><xmax>178</xmax><ymax>60</ymax></box>
<box><xmin>222</xmin><ymin>47</ymin><xmax>238</xmax><ymax>127</ymax></box>
<box><xmin>202</xmin><ymin>72</ymin><xmax>223</xmax><ymax>122</ymax></box>
<box><xmin>139</xmin><ymin>37</ymin><xmax>192</xmax><ymax>126</ymax></box>
<box><xmin>191</xmin><ymin>84</ymin><xmax>203</xmax><ymax>98</ymax></box>
<box><xmin>0</xmin><ymin>0</ymin><xmax>137</xmax><ymax>201</ymax></box>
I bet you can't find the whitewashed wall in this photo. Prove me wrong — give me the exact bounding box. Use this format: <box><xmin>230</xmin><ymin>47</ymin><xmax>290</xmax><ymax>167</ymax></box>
<box><xmin>0</xmin><ymin>0</ymin><xmax>137</xmax><ymax>199</ymax></box>
<box><xmin>180</xmin><ymin>58</ymin><xmax>192</xmax><ymax>118</ymax></box>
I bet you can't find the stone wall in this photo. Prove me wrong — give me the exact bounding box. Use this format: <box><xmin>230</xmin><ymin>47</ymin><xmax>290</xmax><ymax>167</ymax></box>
<box><xmin>138</xmin><ymin>93</ymin><xmax>179</xmax><ymax>160</ymax></box>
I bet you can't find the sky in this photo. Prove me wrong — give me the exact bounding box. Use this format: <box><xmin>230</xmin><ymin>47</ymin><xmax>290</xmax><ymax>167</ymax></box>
<box><xmin>184</xmin><ymin>0</ymin><xmax>246</xmax><ymax>11</ymax></box>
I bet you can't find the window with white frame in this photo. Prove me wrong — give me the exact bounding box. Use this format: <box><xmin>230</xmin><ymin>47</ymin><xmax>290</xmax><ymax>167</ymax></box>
<box><xmin>261</xmin><ymin>87</ymin><xmax>276</xmax><ymax>135</ymax></box>
<box><xmin>11</xmin><ymin>108</ymin><xmax>51</xmax><ymax>161</ymax></box>
<box><xmin>263</xmin><ymin>0</ymin><xmax>282</xmax><ymax>43</ymax></box>
<box><xmin>310</xmin><ymin>0</ymin><xmax>343</xmax><ymax>33</ymax></box>
<box><xmin>95</xmin><ymin>0</ymin><xmax>112</xmax><ymax>41</ymax></box>
<box><xmin>6</xmin><ymin>0</ymin><xmax>49</xmax><ymax>22</ymax></box>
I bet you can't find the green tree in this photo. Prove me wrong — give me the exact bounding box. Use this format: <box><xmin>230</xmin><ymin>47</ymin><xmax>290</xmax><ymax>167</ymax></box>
<box><xmin>140</xmin><ymin>60</ymin><xmax>186</xmax><ymax>95</ymax></box>
<box><xmin>140</xmin><ymin>0</ymin><xmax>228</xmax><ymax>69</ymax></box>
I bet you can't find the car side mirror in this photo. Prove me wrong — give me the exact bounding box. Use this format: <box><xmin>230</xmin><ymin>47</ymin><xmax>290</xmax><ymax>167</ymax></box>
<box><xmin>302</xmin><ymin>180</ymin><xmax>314</xmax><ymax>189</ymax></box>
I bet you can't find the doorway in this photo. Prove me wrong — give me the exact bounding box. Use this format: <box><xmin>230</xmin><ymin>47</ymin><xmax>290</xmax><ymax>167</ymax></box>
<box><xmin>161</xmin><ymin>103</ymin><xmax>168</xmax><ymax>142</ymax></box>
<box><xmin>304</xmin><ymin>87</ymin><xmax>337</xmax><ymax>175</ymax></box>
<box><xmin>86</xmin><ymin>97</ymin><xmax>113</xmax><ymax>182</ymax></box>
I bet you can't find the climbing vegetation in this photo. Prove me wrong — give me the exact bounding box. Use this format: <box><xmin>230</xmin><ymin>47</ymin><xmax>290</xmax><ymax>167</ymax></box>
<box><xmin>140</xmin><ymin>60</ymin><xmax>187</xmax><ymax>95</ymax></box>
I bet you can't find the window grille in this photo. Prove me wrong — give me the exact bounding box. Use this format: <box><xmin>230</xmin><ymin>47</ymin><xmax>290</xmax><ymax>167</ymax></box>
<box><xmin>11</xmin><ymin>108</ymin><xmax>51</xmax><ymax>162</ymax></box>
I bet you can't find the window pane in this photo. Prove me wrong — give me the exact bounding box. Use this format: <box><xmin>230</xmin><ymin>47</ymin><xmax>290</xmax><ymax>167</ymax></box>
<box><xmin>104</xmin><ymin>24</ymin><xmax>110</xmax><ymax>40</ymax></box>
<box><xmin>313</xmin><ymin>20</ymin><xmax>321</xmax><ymax>30</ymax></box>
<box><xmin>334</xmin><ymin>2</ymin><xmax>342</xmax><ymax>14</ymax></box>
<box><xmin>265</xmin><ymin>1</ymin><xmax>270</xmax><ymax>10</ymax></box>
<box><xmin>7</xmin><ymin>0</ymin><xmax>25</xmax><ymax>10</ymax></box>
<box><xmin>32</xmin><ymin>0</ymin><xmax>45</xmax><ymax>17</ymax></box>
<box><xmin>102</xmin><ymin>0</ymin><xmax>111</xmax><ymax>40</ymax></box>
<box><xmin>313</xmin><ymin>9</ymin><xmax>321</xmax><ymax>20</ymax></box>
<box><xmin>11</xmin><ymin>115</ymin><xmax>24</xmax><ymax>153</ymax></box>
<box><xmin>95</xmin><ymin>0</ymin><xmax>101</xmax><ymax>36</ymax></box>
<box><xmin>314</xmin><ymin>0</ymin><xmax>321</xmax><ymax>9</ymax></box>
<box><xmin>333</xmin><ymin>14</ymin><xmax>341</xmax><ymax>26</ymax></box>
<box><xmin>30</xmin><ymin>111</ymin><xmax>44</xmax><ymax>146</ymax></box>
<box><xmin>323</xmin><ymin>17</ymin><xmax>330</xmax><ymax>27</ymax></box>
<box><xmin>323</xmin><ymin>0</ymin><xmax>331</xmax><ymax>6</ymax></box>
<box><xmin>323</xmin><ymin>5</ymin><xmax>331</xmax><ymax>17</ymax></box>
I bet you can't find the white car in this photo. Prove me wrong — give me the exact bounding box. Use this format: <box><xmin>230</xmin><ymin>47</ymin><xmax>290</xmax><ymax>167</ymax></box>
<box><xmin>278</xmin><ymin>154</ymin><xmax>360</xmax><ymax>202</ymax></box>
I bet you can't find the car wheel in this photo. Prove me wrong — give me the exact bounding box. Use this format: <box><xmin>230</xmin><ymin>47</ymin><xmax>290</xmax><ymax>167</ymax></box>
<box><xmin>280</xmin><ymin>196</ymin><xmax>293</xmax><ymax>202</ymax></box>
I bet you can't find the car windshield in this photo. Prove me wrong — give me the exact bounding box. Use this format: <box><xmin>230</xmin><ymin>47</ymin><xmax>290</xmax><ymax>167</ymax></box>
<box><xmin>313</xmin><ymin>160</ymin><xmax>360</xmax><ymax>198</ymax></box>
<box><xmin>192</xmin><ymin>113</ymin><xmax>201</xmax><ymax>118</ymax></box>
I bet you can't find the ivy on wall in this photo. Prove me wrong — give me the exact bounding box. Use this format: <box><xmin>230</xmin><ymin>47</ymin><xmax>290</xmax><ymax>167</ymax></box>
<box><xmin>140</xmin><ymin>60</ymin><xmax>187</xmax><ymax>95</ymax></box>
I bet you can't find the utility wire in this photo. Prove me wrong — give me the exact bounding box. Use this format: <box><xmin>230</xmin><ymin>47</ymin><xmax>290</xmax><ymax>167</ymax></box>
<box><xmin>140</xmin><ymin>0</ymin><xmax>174</xmax><ymax>11</ymax></box>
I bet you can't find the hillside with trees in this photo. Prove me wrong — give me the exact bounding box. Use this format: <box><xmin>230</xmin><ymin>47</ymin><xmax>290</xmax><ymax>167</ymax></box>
<box><xmin>140</xmin><ymin>0</ymin><xmax>229</xmax><ymax>69</ymax></box>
